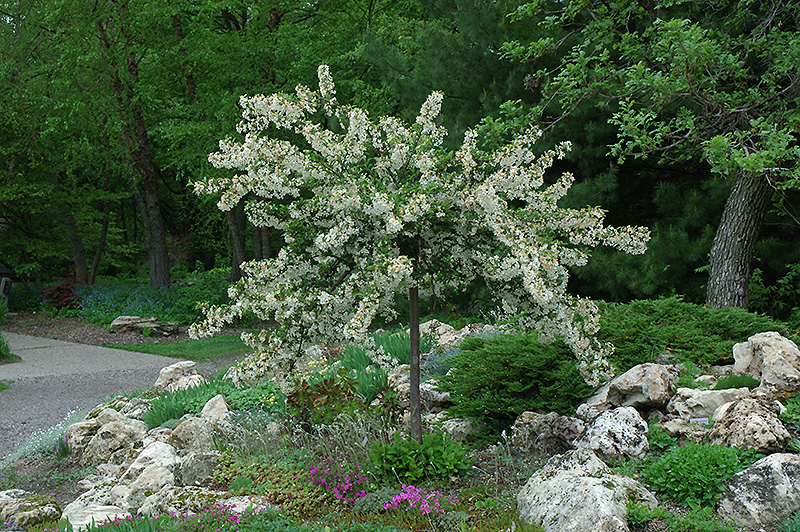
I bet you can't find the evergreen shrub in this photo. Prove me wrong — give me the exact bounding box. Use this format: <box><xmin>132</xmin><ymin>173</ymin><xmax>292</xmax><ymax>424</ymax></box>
<box><xmin>598</xmin><ymin>295</ymin><xmax>788</xmax><ymax>372</ymax></box>
<box><xmin>438</xmin><ymin>333</ymin><xmax>592</xmax><ymax>438</ymax></box>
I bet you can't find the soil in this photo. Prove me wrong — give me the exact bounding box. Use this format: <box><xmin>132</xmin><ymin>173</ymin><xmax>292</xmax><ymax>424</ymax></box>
<box><xmin>2</xmin><ymin>311</ymin><xmax>195</xmax><ymax>347</ymax></box>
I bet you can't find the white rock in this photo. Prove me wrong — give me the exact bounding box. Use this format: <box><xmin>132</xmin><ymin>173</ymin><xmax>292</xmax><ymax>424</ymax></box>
<box><xmin>666</xmin><ymin>387</ymin><xmax>751</xmax><ymax>420</ymax></box>
<box><xmin>706</xmin><ymin>397</ymin><xmax>791</xmax><ymax>453</ymax></box>
<box><xmin>574</xmin><ymin>407</ymin><xmax>649</xmax><ymax>462</ymax></box>
<box><xmin>201</xmin><ymin>395</ymin><xmax>230</xmax><ymax>422</ymax></box>
<box><xmin>0</xmin><ymin>489</ymin><xmax>61</xmax><ymax>529</ymax></box>
<box><xmin>153</xmin><ymin>361</ymin><xmax>198</xmax><ymax>392</ymax></box>
<box><xmin>517</xmin><ymin>449</ymin><xmax>657</xmax><ymax>532</ymax></box>
<box><xmin>718</xmin><ymin>453</ymin><xmax>800</xmax><ymax>527</ymax></box>
<box><xmin>603</xmin><ymin>363</ymin><xmax>678</xmax><ymax>409</ymax></box>
<box><xmin>734</xmin><ymin>332</ymin><xmax>800</xmax><ymax>395</ymax></box>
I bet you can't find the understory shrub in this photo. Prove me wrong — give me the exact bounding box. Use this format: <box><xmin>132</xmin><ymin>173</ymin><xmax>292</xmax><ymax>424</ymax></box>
<box><xmin>370</xmin><ymin>431</ymin><xmax>471</xmax><ymax>484</ymax></box>
<box><xmin>643</xmin><ymin>442</ymin><xmax>761</xmax><ymax>509</ymax></box>
<box><xmin>599</xmin><ymin>295</ymin><xmax>788</xmax><ymax>372</ymax></box>
<box><xmin>438</xmin><ymin>333</ymin><xmax>592</xmax><ymax>438</ymax></box>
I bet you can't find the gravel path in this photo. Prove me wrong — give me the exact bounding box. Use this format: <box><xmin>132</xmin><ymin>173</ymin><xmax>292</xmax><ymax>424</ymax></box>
<box><xmin>0</xmin><ymin>333</ymin><xmax>183</xmax><ymax>461</ymax></box>
<box><xmin>0</xmin><ymin>332</ymin><xmax>242</xmax><ymax>462</ymax></box>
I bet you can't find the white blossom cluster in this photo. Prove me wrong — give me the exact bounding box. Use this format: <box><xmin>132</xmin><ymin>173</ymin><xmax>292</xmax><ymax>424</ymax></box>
<box><xmin>190</xmin><ymin>65</ymin><xmax>650</xmax><ymax>386</ymax></box>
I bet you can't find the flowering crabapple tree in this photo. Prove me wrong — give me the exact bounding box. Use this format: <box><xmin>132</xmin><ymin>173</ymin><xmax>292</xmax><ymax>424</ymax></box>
<box><xmin>190</xmin><ymin>65</ymin><xmax>650</xmax><ymax>440</ymax></box>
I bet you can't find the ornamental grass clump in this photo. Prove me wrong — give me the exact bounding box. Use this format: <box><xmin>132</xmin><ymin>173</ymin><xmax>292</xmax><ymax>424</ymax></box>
<box><xmin>190</xmin><ymin>64</ymin><xmax>650</xmax><ymax>428</ymax></box>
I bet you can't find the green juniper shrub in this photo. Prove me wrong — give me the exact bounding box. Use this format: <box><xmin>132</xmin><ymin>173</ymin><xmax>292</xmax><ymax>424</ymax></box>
<box><xmin>713</xmin><ymin>374</ymin><xmax>761</xmax><ymax>390</ymax></box>
<box><xmin>438</xmin><ymin>332</ymin><xmax>592</xmax><ymax>439</ymax></box>
<box><xmin>643</xmin><ymin>442</ymin><xmax>762</xmax><ymax>509</ymax></box>
<box><xmin>778</xmin><ymin>511</ymin><xmax>800</xmax><ymax>532</ymax></box>
<box><xmin>598</xmin><ymin>295</ymin><xmax>788</xmax><ymax>372</ymax></box>
<box><xmin>370</xmin><ymin>431</ymin><xmax>471</xmax><ymax>484</ymax></box>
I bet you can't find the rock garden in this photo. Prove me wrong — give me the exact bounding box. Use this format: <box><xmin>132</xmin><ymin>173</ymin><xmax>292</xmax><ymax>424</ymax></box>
<box><xmin>3</xmin><ymin>296</ymin><xmax>800</xmax><ymax>532</ymax></box>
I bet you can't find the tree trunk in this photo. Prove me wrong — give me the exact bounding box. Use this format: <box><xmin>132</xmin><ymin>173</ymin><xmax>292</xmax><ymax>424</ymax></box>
<box><xmin>254</xmin><ymin>226</ymin><xmax>272</xmax><ymax>261</ymax></box>
<box><xmin>706</xmin><ymin>170</ymin><xmax>774</xmax><ymax>309</ymax></box>
<box><xmin>409</xmin><ymin>285</ymin><xmax>422</xmax><ymax>442</ymax></box>
<box><xmin>98</xmin><ymin>15</ymin><xmax>170</xmax><ymax>287</ymax></box>
<box><xmin>62</xmin><ymin>206</ymin><xmax>89</xmax><ymax>285</ymax></box>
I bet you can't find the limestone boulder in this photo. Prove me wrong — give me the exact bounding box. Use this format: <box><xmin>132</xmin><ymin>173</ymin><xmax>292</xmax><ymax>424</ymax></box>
<box><xmin>420</xmin><ymin>379</ymin><xmax>451</xmax><ymax>412</ymax></box>
<box><xmin>604</xmin><ymin>363</ymin><xmax>678</xmax><ymax>409</ymax></box>
<box><xmin>200</xmin><ymin>395</ymin><xmax>230</xmax><ymax>422</ymax></box>
<box><xmin>552</xmin><ymin>415</ymin><xmax>586</xmax><ymax>447</ymax></box>
<box><xmin>109</xmin><ymin>316</ymin><xmax>179</xmax><ymax>337</ymax></box>
<box><xmin>510</xmin><ymin>412</ymin><xmax>575</xmax><ymax>458</ymax></box>
<box><xmin>80</xmin><ymin>415</ymin><xmax>149</xmax><ymax>467</ymax></box>
<box><xmin>178</xmin><ymin>451</ymin><xmax>222</xmax><ymax>487</ymax></box>
<box><xmin>138</xmin><ymin>486</ymin><xmax>269</xmax><ymax>517</ymax></box>
<box><xmin>666</xmin><ymin>387</ymin><xmax>751</xmax><ymax>421</ymax></box>
<box><xmin>706</xmin><ymin>397</ymin><xmax>791</xmax><ymax>453</ymax></box>
<box><xmin>438</xmin><ymin>417</ymin><xmax>482</xmax><ymax>442</ymax></box>
<box><xmin>718</xmin><ymin>453</ymin><xmax>800</xmax><ymax>527</ymax></box>
<box><xmin>0</xmin><ymin>489</ymin><xmax>61</xmax><ymax>530</ymax></box>
<box><xmin>387</xmin><ymin>364</ymin><xmax>411</xmax><ymax>402</ymax></box>
<box><xmin>120</xmin><ymin>442</ymin><xmax>180</xmax><ymax>482</ymax></box>
<box><xmin>111</xmin><ymin>464</ymin><xmax>175</xmax><ymax>512</ymax></box>
<box><xmin>169</xmin><ymin>417</ymin><xmax>215</xmax><ymax>453</ymax></box>
<box><xmin>152</xmin><ymin>361</ymin><xmax>198</xmax><ymax>392</ymax></box>
<box><xmin>734</xmin><ymin>332</ymin><xmax>800</xmax><ymax>397</ymax></box>
<box><xmin>574</xmin><ymin>407</ymin><xmax>649</xmax><ymax>462</ymax></box>
<box><xmin>517</xmin><ymin>449</ymin><xmax>657</xmax><ymax>532</ymax></box>
<box><xmin>62</xmin><ymin>480</ymin><xmax>128</xmax><ymax>530</ymax></box>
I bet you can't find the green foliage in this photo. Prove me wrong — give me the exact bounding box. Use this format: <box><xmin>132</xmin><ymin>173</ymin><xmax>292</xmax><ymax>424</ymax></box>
<box><xmin>627</xmin><ymin>505</ymin><xmax>736</xmax><ymax>532</ymax></box>
<box><xmin>7</xmin><ymin>283</ymin><xmax>43</xmax><ymax>312</ymax></box>
<box><xmin>751</xmin><ymin>264</ymin><xmax>800</xmax><ymax>330</ymax></box>
<box><xmin>643</xmin><ymin>442</ymin><xmax>761</xmax><ymax>509</ymax></box>
<box><xmin>0</xmin><ymin>296</ymin><xmax>7</xmax><ymax>324</ymax></box>
<box><xmin>598</xmin><ymin>296</ymin><xmax>787</xmax><ymax>372</ymax></box>
<box><xmin>713</xmin><ymin>374</ymin><xmax>760</xmax><ymax>391</ymax></box>
<box><xmin>646</xmin><ymin>423</ymin><xmax>677</xmax><ymax>454</ymax></box>
<box><xmin>287</xmin><ymin>368</ymin><xmax>364</xmax><ymax>429</ymax></box>
<box><xmin>439</xmin><ymin>333</ymin><xmax>592</xmax><ymax>438</ymax></box>
<box><xmin>780</xmin><ymin>397</ymin><xmax>800</xmax><ymax>432</ymax></box>
<box><xmin>778</xmin><ymin>512</ymin><xmax>800</xmax><ymax>532</ymax></box>
<box><xmin>369</xmin><ymin>432</ymin><xmax>471</xmax><ymax>484</ymax></box>
<box><xmin>677</xmin><ymin>361</ymin><xmax>702</xmax><ymax>389</ymax></box>
<box><xmin>143</xmin><ymin>376</ymin><xmax>285</xmax><ymax>429</ymax></box>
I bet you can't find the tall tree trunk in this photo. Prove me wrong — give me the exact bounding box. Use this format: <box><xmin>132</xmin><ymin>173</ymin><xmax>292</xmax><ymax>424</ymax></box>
<box><xmin>62</xmin><ymin>206</ymin><xmax>89</xmax><ymax>285</ymax></box>
<box><xmin>98</xmin><ymin>16</ymin><xmax>170</xmax><ymax>287</ymax></box>
<box><xmin>409</xmin><ymin>285</ymin><xmax>422</xmax><ymax>442</ymax></box>
<box><xmin>706</xmin><ymin>170</ymin><xmax>774</xmax><ymax>309</ymax></box>
<box><xmin>254</xmin><ymin>226</ymin><xmax>271</xmax><ymax>260</ymax></box>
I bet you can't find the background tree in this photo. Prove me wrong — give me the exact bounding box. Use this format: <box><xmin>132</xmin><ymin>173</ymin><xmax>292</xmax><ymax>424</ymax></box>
<box><xmin>504</xmin><ymin>0</ymin><xmax>800</xmax><ymax>309</ymax></box>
